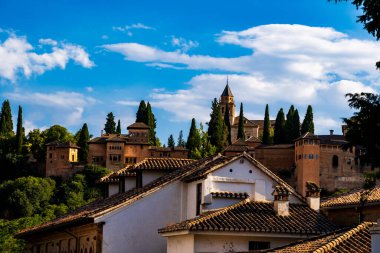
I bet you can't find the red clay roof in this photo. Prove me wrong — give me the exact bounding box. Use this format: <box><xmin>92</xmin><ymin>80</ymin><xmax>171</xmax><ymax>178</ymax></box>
<box><xmin>159</xmin><ymin>199</ymin><xmax>337</xmax><ymax>235</ymax></box>
<box><xmin>210</xmin><ymin>191</ymin><xmax>249</xmax><ymax>199</ymax></box>
<box><xmin>127</xmin><ymin>122</ymin><xmax>150</xmax><ymax>129</ymax></box>
<box><xmin>321</xmin><ymin>187</ymin><xmax>380</xmax><ymax>208</ymax></box>
<box><xmin>265</xmin><ymin>222</ymin><xmax>375</xmax><ymax>253</ymax></box>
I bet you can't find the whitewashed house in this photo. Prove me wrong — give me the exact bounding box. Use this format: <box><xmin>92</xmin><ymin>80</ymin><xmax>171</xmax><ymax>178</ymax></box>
<box><xmin>17</xmin><ymin>154</ymin><xmax>337</xmax><ymax>253</ymax></box>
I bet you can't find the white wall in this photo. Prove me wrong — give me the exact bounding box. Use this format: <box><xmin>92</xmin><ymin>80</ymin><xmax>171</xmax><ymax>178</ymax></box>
<box><xmin>204</xmin><ymin>198</ymin><xmax>240</xmax><ymax>210</ymax></box>
<box><xmin>108</xmin><ymin>184</ymin><xmax>119</xmax><ymax>196</ymax></box>
<box><xmin>167</xmin><ymin>234</ymin><xmax>194</xmax><ymax>253</ymax></box>
<box><xmin>124</xmin><ymin>177</ymin><xmax>136</xmax><ymax>192</ymax></box>
<box><xmin>186</xmin><ymin>179</ymin><xmax>203</xmax><ymax>219</ymax></box>
<box><xmin>98</xmin><ymin>181</ymin><xmax>185</xmax><ymax>253</ymax></box>
<box><xmin>143</xmin><ymin>171</ymin><xmax>167</xmax><ymax>186</ymax></box>
<box><xmin>194</xmin><ymin>234</ymin><xmax>298</xmax><ymax>253</ymax></box>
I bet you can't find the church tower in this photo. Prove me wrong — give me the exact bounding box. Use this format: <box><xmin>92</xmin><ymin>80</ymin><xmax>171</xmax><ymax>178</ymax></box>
<box><xmin>295</xmin><ymin>133</ymin><xmax>321</xmax><ymax>196</ymax></box>
<box><xmin>219</xmin><ymin>79</ymin><xmax>236</xmax><ymax>125</ymax></box>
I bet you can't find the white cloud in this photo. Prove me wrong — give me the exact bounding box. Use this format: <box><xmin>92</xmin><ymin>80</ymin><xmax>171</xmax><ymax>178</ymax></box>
<box><xmin>101</xmin><ymin>35</ymin><xmax>109</xmax><ymax>40</ymax></box>
<box><xmin>116</xmin><ymin>100</ymin><xmax>140</xmax><ymax>106</ymax></box>
<box><xmin>171</xmin><ymin>36</ymin><xmax>199</xmax><ymax>52</ymax></box>
<box><xmin>103</xmin><ymin>24</ymin><xmax>380</xmax><ymax>132</ymax></box>
<box><xmin>6</xmin><ymin>91</ymin><xmax>97</xmax><ymax>126</ymax></box>
<box><xmin>86</xmin><ymin>86</ymin><xmax>94</xmax><ymax>92</ymax></box>
<box><xmin>0</xmin><ymin>33</ymin><xmax>94</xmax><ymax>82</ymax></box>
<box><xmin>112</xmin><ymin>23</ymin><xmax>155</xmax><ymax>34</ymax></box>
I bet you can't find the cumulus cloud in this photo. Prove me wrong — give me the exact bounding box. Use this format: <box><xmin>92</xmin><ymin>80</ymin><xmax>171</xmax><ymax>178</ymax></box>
<box><xmin>116</xmin><ymin>100</ymin><xmax>140</xmax><ymax>106</ymax></box>
<box><xmin>103</xmin><ymin>24</ymin><xmax>380</xmax><ymax>133</ymax></box>
<box><xmin>0</xmin><ymin>33</ymin><xmax>94</xmax><ymax>82</ymax></box>
<box><xmin>112</xmin><ymin>23</ymin><xmax>155</xmax><ymax>35</ymax></box>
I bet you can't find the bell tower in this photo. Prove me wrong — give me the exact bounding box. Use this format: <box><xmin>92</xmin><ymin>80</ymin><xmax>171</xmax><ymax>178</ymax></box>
<box><xmin>219</xmin><ymin>78</ymin><xmax>236</xmax><ymax>125</ymax></box>
<box><xmin>295</xmin><ymin>133</ymin><xmax>321</xmax><ymax>196</ymax></box>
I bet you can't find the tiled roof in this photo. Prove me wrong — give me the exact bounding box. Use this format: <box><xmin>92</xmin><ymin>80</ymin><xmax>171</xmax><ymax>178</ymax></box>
<box><xmin>45</xmin><ymin>141</ymin><xmax>79</xmax><ymax>148</ymax></box>
<box><xmin>17</xmin><ymin>155</ymin><xmax>222</xmax><ymax>237</ymax></box>
<box><xmin>245</xmin><ymin>136</ymin><xmax>262</xmax><ymax>143</ymax></box>
<box><xmin>148</xmin><ymin>147</ymin><xmax>188</xmax><ymax>151</ymax></box>
<box><xmin>256</xmin><ymin>144</ymin><xmax>294</xmax><ymax>149</ymax></box>
<box><xmin>250</xmin><ymin>120</ymin><xmax>276</xmax><ymax>128</ymax></box>
<box><xmin>317</xmin><ymin>134</ymin><xmax>347</xmax><ymax>146</ymax></box>
<box><xmin>133</xmin><ymin>158</ymin><xmax>194</xmax><ymax>171</ymax></box>
<box><xmin>265</xmin><ymin>222</ymin><xmax>375</xmax><ymax>253</ymax></box>
<box><xmin>88</xmin><ymin>134</ymin><xmax>128</xmax><ymax>143</ymax></box>
<box><xmin>183</xmin><ymin>154</ymin><xmax>305</xmax><ymax>202</ymax></box>
<box><xmin>295</xmin><ymin>132</ymin><xmax>320</xmax><ymax>141</ymax></box>
<box><xmin>232</xmin><ymin>116</ymin><xmax>258</xmax><ymax>127</ymax></box>
<box><xmin>158</xmin><ymin>199</ymin><xmax>337</xmax><ymax>234</ymax></box>
<box><xmin>98</xmin><ymin>172</ymin><xmax>120</xmax><ymax>183</ymax></box>
<box><xmin>321</xmin><ymin>186</ymin><xmax>380</xmax><ymax>208</ymax></box>
<box><xmin>221</xmin><ymin>84</ymin><xmax>233</xmax><ymax>97</ymax></box>
<box><xmin>127</xmin><ymin>122</ymin><xmax>150</xmax><ymax>129</ymax></box>
<box><xmin>211</xmin><ymin>191</ymin><xmax>249</xmax><ymax>199</ymax></box>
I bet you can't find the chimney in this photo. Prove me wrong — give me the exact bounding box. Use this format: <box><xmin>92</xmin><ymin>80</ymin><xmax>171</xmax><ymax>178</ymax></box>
<box><xmin>305</xmin><ymin>182</ymin><xmax>321</xmax><ymax>212</ymax></box>
<box><xmin>272</xmin><ymin>186</ymin><xmax>290</xmax><ymax>216</ymax></box>
<box><xmin>101</xmin><ymin>130</ymin><xmax>104</xmax><ymax>136</ymax></box>
<box><xmin>329</xmin><ymin>129</ymin><xmax>334</xmax><ymax>135</ymax></box>
<box><xmin>370</xmin><ymin>219</ymin><xmax>380</xmax><ymax>253</ymax></box>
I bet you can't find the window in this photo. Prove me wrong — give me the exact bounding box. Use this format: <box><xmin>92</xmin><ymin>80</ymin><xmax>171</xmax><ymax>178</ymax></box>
<box><xmin>298</xmin><ymin>154</ymin><xmax>302</xmax><ymax>160</ymax></box>
<box><xmin>309</xmin><ymin>154</ymin><xmax>313</xmax><ymax>159</ymax></box>
<box><xmin>316</xmin><ymin>154</ymin><xmax>319</xmax><ymax>160</ymax></box>
<box><xmin>49</xmin><ymin>153</ymin><xmax>52</xmax><ymax>159</ymax></box>
<box><xmin>304</xmin><ymin>154</ymin><xmax>307</xmax><ymax>159</ymax></box>
<box><xmin>196</xmin><ymin>183</ymin><xmax>202</xmax><ymax>216</ymax></box>
<box><xmin>72</xmin><ymin>155</ymin><xmax>74</xmax><ymax>161</ymax></box>
<box><xmin>249</xmin><ymin>241</ymin><xmax>270</xmax><ymax>251</ymax></box>
<box><xmin>332</xmin><ymin>155</ymin><xmax>339</xmax><ymax>167</ymax></box>
<box><xmin>61</xmin><ymin>155</ymin><xmax>64</xmax><ymax>160</ymax></box>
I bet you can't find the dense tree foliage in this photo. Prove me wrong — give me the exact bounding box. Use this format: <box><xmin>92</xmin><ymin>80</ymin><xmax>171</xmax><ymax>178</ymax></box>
<box><xmin>186</xmin><ymin>118</ymin><xmax>201</xmax><ymax>158</ymax></box>
<box><xmin>237</xmin><ymin>102</ymin><xmax>245</xmax><ymax>140</ymax></box>
<box><xmin>77</xmin><ymin>123</ymin><xmax>90</xmax><ymax>162</ymax></box>
<box><xmin>207</xmin><ymin>98</ymin><xmax>227</xmax><ymax>151</ymax></box>
<box><xmin>274</xmin><ymin>108</ymin><xmax>286</xmax><ymax>144</ymax></box>
<box><xmin>104</xmin><ymin>112</ymin><xmax>116</xmax><ymax>134</ymax></box>
<box><xmin>136</xmin><ymin>100</ymin><xmax>147</xmax><ymax>123</ymax></box>
<box><xmin>331</xmin><ymin>0</ymin><xmax>380</xmax><ymax>69</ymax></box>
<box><xmin>284</xmin><ymin>106</ymin><xmax>300</xmax><ymax>143</ymax></box>
<box><xmin>343</xmin><ymin>93</ymin><xmax>380</xmax><ymax>167</ymax></box>
<box><xmin>116</xmin><ymin>120</ymin><xmax>121</xmax><ymax>134</ymax></box>
<box><xmin>262</xmin><ymin>104</ymin><xmax>271</xmax><ymax>144</ymax></box>
<box><xmin>146</xmin><ymin>102</ymin><xmax>158</xmax><ymax>145</ymax></box>
<box><xmin>0</xmin><ymin>100</ymin><xmax>13</xmax><ymax>137</ymax></box>
<box><xmin>177</xmin><ymin>130</ymin><xmax>186</xmax><ymax>147</ymax></box>
<box><xmin>167</xmin><ymin>134</ymin><xmax>175</xmax><ymax>148</ymax></box>
<box><xmin>15</xmin><ymin>106</ymin><xmax>23</xmax><ymax>154</ymax></box>
<box><xmin>193</xmin><ymin>123</ymin><xmax>217</xmax><ymax>159</ymax></box>
<box><xmin>224</xmin><ymin>103</ymin><xmax>232</xmax><ymax>145</ymax></box>
<box><xmin>301</xmin><ymin>105</ymin><xmax>314</xmax><ymax>134</ymax></box>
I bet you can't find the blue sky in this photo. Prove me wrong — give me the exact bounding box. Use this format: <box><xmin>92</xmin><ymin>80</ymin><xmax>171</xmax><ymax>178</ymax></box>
<box><xmin>0</xmin><ymin>0</ymin><xmax>379</xmax><ymax>144</ymax></box>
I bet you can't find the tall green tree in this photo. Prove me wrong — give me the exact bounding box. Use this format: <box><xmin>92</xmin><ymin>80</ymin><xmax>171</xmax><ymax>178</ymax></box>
<box><xmin>193</xmin><ymin>123</ymin><xmax>217</xmax><ymax>159</ymax></box>
<box><xmin>146</xmin><ymin>102</ymin><xmax>157</xmax><ymax>145</ymax></box>
<box><xmin>15</xmin><ymin>106</ymin><xmax>23</xmax><ymax>154</ymax></box>
<box><xmin>167</xmin><ymin>134</ymin><xmax>175</xmax><ymax>148</ymax></box>
<box><xmin>343</xmin><ymin>93</ymin><xmax>380</xmax><ymax>167</ymax></box>
<box><xmin>0</xmin><ymin>100</ymin><xmax>13</xmax><ymax>137</ymax></box>
<box><xmin>274</xmin><ymin>108</ymin><xmax>286</xmax><ymax>144</ymax></box>
<box><xmin>77</xmin><ymin>123</ymin><xmax>90</xmax><ymax>162</ymax></box>
<box><xmin>207</xmin><ymin>98</ymin><xmax>227</xmax><ymax>151</ymax></box>
<box><xmin>301</xmin><ymin>105</ymin><xmax>315</xmax><ymax>134</ymax></box>
<box><xmin>284</xmin><ymin>105</ymin><xmax>295</xmax><ymax>143</ymax></box>
<box><xmin>293</xmin><ymin>109</ymin><xmax>301</xmax><ymax>139</ymax></box>
<box><xmin>237</xmin><ymin>102</ymin><xmax>245</xmax><ymax>140</ymax></box>
<box><xmin>186</xmin><ymin>118</ymin><xmax>201</xmax><ymax>158</ymax></box>
<box><xmin>116</xmin><ymin>120</ymin><xmax>121</xmax><ymax>134</ymax></box>
<box><xmin>136</xmin><ymin>100</ymin><xmax>147</xmax><ymax>123</ymax></box>
<box><xmin>262</xmin><ymin>104</ymin><xmax>271</xmax><ymax>144</ymax></box>
<box><xmin>104</xmin><ymin>112</ymin><xmax>116</xmax><ymax>134</ymax></box>
<box><xmin>224</xmin><ymin>102</ymin><xmax>232</xmax><ymax>145</ymax></box>
<box><xmin>331</xmin><ymin>0</ymin><xmax>380</xmax><ymax>69</ymax></box>
<box><xmin>177</xmin><ymin>130</ymin><xmax>186</xmax><ymax>147</ymax></box>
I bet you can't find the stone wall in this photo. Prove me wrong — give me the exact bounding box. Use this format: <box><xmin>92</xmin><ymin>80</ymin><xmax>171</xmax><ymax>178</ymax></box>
<box><xmin>46</xmin><ymin>147</ymin><xmax>79</xmax><ymax>178</ymax></box>
<box><xmin>322</xmin><ymin>205</ymin><xmax>380</xmax><ymax>226</ymax></box>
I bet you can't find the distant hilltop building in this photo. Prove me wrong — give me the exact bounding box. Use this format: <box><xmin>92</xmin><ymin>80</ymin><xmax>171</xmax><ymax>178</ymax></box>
<box><xmin>219</xmin><ymin>83</ymin><xmax>275</xmax><ymax>142</ymax></box>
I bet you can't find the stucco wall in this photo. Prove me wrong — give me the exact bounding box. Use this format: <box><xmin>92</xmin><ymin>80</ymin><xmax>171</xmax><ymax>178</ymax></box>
<box><xmin>98</xmin><ymin>181</ymin><xmax>186</xmax><ymax>253</ymax></box>
<box><xmin>167</xmin><ymin>234</ymin><xmax>194</xmax><ymax>253</ymax></box>
<box><xmin>142</xmin><ymin>171</ymin><xmax>167</xmax><ymax>186</ymax></box>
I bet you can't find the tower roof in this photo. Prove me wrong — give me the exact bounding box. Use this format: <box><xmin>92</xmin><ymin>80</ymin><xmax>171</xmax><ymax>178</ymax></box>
<box><xmin>221</xmin><ymin>84</ymin><xmax>233</xmax><ymax>97</ymax></box>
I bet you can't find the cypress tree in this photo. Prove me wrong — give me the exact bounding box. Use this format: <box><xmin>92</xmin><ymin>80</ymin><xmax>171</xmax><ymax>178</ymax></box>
<box><xmin>78</xmin><ymin>123</ymin><xmax>90</xmax><ymax>162</ymax></box>
<box><xmin>16</xmin><ymin>105</ymin><xmax>23</xmax><ymax>154</ymax></box>
<box><xmin>285</xmin><ymin>105</ymin><xmax>295</xmax><ymax>143</ymax></box>
<box><xmin>186</xmin><ymin>118</ymin><xmax>201</xmax><ymax>158</ymax></box>
<box><xmin>237</xmin><ymin>102</ymin><xmax>245</xmax><ymax>140</ymax></box>
<box><xmin>177</xmin><ymin>130</ymin><xmax>186</xmax><ymax>147</ymax></box>
<box><xmin>224</xmin><ymin>102</ymin><xmax>231</xmax><ymax>145</ymax></box>
<box><xmin>207</xmin><ymin>98</ymin><xmax>227</xmax><ymax>151</ymax></box>
<box><xmin>301</xmin><ymin>105</ymin><xmax>314</xmax><ymax>134</ymax></box>
<box><xmin>116</xmin><ymin>120</ymin><xmax>121</xmax><ymax>134</ymax></box>
<box><xmin>274</xmin><ymin>108</ymin><xmax>286</xmax><ymax>144</ymax></box>
<box><xmin>146</xmin><ymin>102</ymin><xmax>157</xmax><ymax>145</ymax></box>
<box><xmin>136</xmin><ymin>100</ymin><xmax>147</xmax><ymax>123</ymax></box>
<box><xmin>293</xmin><ymin>109</ymin><xmax>301</xmax><ymax>140</ymax></box>
<box><xmin>104</xmin><ymin>112</ymin><xmax>116</xmax><ymax>134</ymax></box>
<box><xmin>168</xmin><ymin>134</ymin><xmax>175</xmax><ymax>148</ymax></box>
<box><xmin>0</xmin><ymin>100</ymin><xmax>13</xmax><ymax>137</ymax></box>
<box><xmin>262</xmin><ymin>104</ymin><xmax>270</xmax><ymax>144</ymax></box>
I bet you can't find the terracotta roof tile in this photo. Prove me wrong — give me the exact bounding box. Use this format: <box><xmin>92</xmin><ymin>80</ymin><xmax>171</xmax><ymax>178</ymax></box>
<box><xmin>265</xmin><ymin>222</ymin><xmax>375</xmax><ymax>253</ymax></box>
<box><xmin>211</xmin><ymin>191</ymin><xmax>249</xmax><ymax>199</ymax></box>
<box><xmin>159</xmin><ymin>199</ymin><xmax>337</xmax><ymax>234</ymax></box>
<box><xmin>127</xmin><ymin>122</ymin><xmax>150</xmax><ymax>129</ymax></box>
<box><xmin>133</xmin><ymin>158</ymin><xmax>194</xmax><ymax>171</ymax></box>
<box><xmin>321</xmin><ymin>187</ymin><xmax>380</xmax><ymax>208</ymax></box>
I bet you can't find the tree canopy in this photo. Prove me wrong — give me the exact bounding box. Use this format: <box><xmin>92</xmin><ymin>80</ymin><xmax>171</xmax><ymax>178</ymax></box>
<box><xmin>77</xmin><ymin>123</ymin><xmax>90</xmax><ymax>162</ymax></box>
<box><xmin>237</xmin><ymin>102</ymin><xmax>245</xmax><ymax>140</ymax></box>
<box><xmin>301</xmin><ymin>105</ymin><xmax>314</xmax><ymax>134</ymax></box>
<box><xmin>208</xmin><ymin>98</ymin><xmax>227</xmax><ymax>151</ymax></box>
<box><xmin>167</xmin><ymin>134</ymin><xmax>175</xmax><ymax>148</ymax></box>
<box><xmin>186</xmin><ymin>118</ymin><xmax>201</xmax><ymax>158</ymax></box>
<box><xmin>136</xmin><ymin>100</ymin><xmax>147</xmax><ymax>123</ymax></box>
<box><xmin>15</xmin><ymin>106</ymin><xmax>23</xmax><ymax>154</ymax></box>
<box><xmin>0</xmin><ymin>100</ymin><xmax>13</xmax><ymax>137</ymax></box>
<box><xmin>104</xmin><ymin>112</ymin><xmax>116</xmax><ymax>134</ymax></box>
<box><xmin>274</xmin><ymin>108</ymin><xmax>286</xmax><ymax>144</ymax></box>
<box><xmin>177</xmin><ymin>130</ymin><xmax>186</xmax><ymax>147</ymax></box>
<box><xmin>262</xmin><ymin>104</ymin><xmax>271</xmax><ymax>144</ymax></box>
<box><xmin>116</xmin><ymin>120</ymin><xmax>121</xmax><ymax>134</ymax></box>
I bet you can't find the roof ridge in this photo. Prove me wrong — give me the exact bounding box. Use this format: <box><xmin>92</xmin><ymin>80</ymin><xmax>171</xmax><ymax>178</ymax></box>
<box><xmin>312</xmin><ymin>222</ymin><xmax>375</xmax><ymax>253</ymax></box>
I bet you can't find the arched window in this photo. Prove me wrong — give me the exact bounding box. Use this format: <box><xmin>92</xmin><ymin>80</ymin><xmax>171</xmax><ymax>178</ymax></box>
<box><xmin>332</xmin><ymin>155</ymin><xmax>339</xmax><ymax>167</ymax></box>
